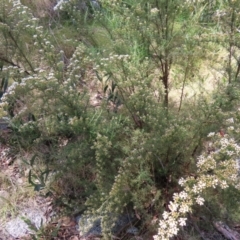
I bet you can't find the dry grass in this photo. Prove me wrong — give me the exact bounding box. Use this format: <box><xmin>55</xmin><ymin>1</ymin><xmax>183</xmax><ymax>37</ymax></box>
<box><xmin>169</xmin><ymin>47</ymin><xmax>229</xmax><ymax>107</ymax></box>
<box><xmin>21</xmin><ymin>0</ymin><xmax>57</xmax><ymax>17</ymax></box>
<box><xmin>0</xmin><ymin>145</ymin><xmax>36</xmax><ymax>223</ymax></box>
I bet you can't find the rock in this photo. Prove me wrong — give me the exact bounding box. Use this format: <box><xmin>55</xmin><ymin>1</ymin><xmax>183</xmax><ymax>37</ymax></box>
<box><xmin>126</xmin><ymin>226</ymin><xmax>139</xmax><ymax>235</ymax></box>
<box><xmin>0</xmin><ymin>118</ymin><xmax>9</xmax><ymax>130</ymax></box>
<box><xmin>5</xmin><ymin>208</ymin><xmax>47</xmax><ymax>238</ymax></box>
<box><xmin>17</xmin><ymin>178</ymin><xmax>23</xmax><ymax>184</ymax></box>
<box><xmin>77</xmin><ymin>215</ymin><xmax>101</xmax><ymax>237</ymax></box>
<box><xmin>53</xmin><ymin>0</ymin><xmax>68</xmax><ymax>10</ymax></box>
<box><xmin>54</xmin><ymin>0</ymin><xmax>100</xmax><ymax>11</ymax></box>
<box><xmin>77</xmin><ymin>213</ymin><xmax>138</xmax><ymax>238</ymax></box>
<box><xmin>5</xmin><ymin>217</ymin><xmax>30</xmax><ymax>238</ymax></box>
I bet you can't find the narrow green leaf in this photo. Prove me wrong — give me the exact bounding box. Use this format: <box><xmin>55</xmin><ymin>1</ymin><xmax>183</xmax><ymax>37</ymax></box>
<box><xmin>104</xmin><ymin>85</ymin><xmax>108</xmax><ymax>93</ymax></box>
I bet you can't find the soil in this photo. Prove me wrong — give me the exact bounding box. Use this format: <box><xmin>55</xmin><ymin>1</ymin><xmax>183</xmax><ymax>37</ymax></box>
<box><xmin>0</xmin><ymin>141</ymin><xmax>80</xmax><ymax>240</ymax></box>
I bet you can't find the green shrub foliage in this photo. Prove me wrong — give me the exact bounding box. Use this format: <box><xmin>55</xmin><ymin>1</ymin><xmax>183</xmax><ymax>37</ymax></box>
<box><xmin>1</xmin><ymin>0</ymin><xmax>240</xmax><ymax>239</ymax></box>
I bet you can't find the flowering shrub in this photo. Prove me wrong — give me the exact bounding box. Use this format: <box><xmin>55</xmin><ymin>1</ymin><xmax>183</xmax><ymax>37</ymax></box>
<box><xmin>0</xmin><ymin>0</ymin><xmax>101</xmax><ymax>204</ymax></box>
<box><xmin>154</xmin><ymin>121</ymin><xmax>240</xmax><ymax>239</ymax></box>
<box><xmin>1</xmin><ymin>0</ymin><xmax>240</xmax><ymax>239</ymax></box>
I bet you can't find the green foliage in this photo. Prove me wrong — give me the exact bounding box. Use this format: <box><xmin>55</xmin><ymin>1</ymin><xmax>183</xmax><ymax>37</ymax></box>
<box><xmin>1</xmin><ymin>0</ymin><xmax>240</xmax><ymax>239</ymax></box>
<box><xmin>21</xmin><ymin>215</ymin><xmax>60</xmax><ymax>240</ymax></box>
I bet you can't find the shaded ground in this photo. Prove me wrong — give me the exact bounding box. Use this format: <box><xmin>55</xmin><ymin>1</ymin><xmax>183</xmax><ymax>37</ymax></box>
<box><xmin>0</xmin><ymin>142</ymin><xmax>80</xmax><ymax>240</ymax></box>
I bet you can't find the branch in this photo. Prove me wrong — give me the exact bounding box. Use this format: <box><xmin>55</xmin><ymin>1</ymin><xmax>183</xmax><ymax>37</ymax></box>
<box><xmin>0</xmin><ymin>54</ymin><xmax>31</xmax><ymax>75</ymax></box>
<box><xmin>7</xmin><ymin>30</ymin><xmax>36</xmax><ymax>73</ymax></box>
<box><xmin>213</xmin><ymin>221</ymin><xmax>240</xmax><ymax>240</ymax></box>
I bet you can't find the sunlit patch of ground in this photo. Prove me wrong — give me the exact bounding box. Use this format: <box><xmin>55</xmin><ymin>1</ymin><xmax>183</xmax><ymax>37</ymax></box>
<box><xmin>169</xmin><ymin>48</ymin><xmax>229</xmax><ymax>107</ymax></box>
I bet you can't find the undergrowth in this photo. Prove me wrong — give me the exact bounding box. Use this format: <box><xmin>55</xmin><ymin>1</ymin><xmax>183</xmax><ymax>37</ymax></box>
<box><xmin>0</xmin><ymin>0</ymin><xmax>240</xmax><ymax>239</ymax></box>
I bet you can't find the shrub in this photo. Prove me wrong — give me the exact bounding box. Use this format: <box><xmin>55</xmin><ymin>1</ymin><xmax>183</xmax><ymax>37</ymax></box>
<box><xmin>1</xmin><ymin>0</ymin><xmax>240</xmax><ymax>239</ymax></box>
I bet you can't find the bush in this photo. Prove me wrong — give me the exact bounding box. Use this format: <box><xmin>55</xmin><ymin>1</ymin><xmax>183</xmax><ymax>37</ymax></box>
<box><xmin>1</xmin><ymin>0</ymin><xmax>240</xmax><ymax>239</ymax></box>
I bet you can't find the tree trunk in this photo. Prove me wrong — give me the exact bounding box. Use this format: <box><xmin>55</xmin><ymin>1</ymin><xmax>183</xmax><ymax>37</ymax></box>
<box><xmin>162</xmin><ymin>61</ymin><xmax>169</xmax><ymax>108</ymax></box>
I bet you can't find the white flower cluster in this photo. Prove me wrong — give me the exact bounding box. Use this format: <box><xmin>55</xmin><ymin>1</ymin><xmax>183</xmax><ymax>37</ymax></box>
<box><xmin>96</xmin><ymin>53</ymin><xmax>130</xmax><ymax>69</ymax></box>
<box><xmin>18</xmin><ymin>121</ymin><xmax>37</xmax><ymax>133</ymax></box>
<box><xmin>226</xmin><ymin>118</ymin><xmax>234</xmax><ymax>124</ymax></box>
<box><xmin>150</xmin><ymin>8</ymin><xmax>159</xmax><ymax>15</ymax></box>
<box><xmin>154</xmin><ymin>125</ymin><xmax>240</xmax><ymax>240</ymax></box>
<box><xmin>2</xmin><ymin>81</ymin><xmax>19</xmax><ymax>102</ymax></box>
<box><xmin>207</xmin><ymin>132</ymin><xmax>215</xmax><ymax>137</ymax></box>
<box><xmin>53</xmin><ymin>0</ymin><xmax>69</xmax><ymax>11</ymax></box>
<box><xmin>196</xmin><ymin>154</ymin><xmax>216</xmax><ymax>171</ymax></box>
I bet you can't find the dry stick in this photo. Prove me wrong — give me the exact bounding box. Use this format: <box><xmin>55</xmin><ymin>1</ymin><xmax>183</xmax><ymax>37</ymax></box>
<box><xmin>7</xmin><ymin>30</ymin><xmax>36</xmax><ymax>73</ymax></box>
<box><xmin>213</xmin><ymin>221</ymin><xmax>240</xmax><ymax>240</ymax></box>
<box><xmin>153</xmin><ymin>153</ymin><xmax>165</xmax><ymax>172</ymax></box>
<box><xmin>227</xmin><ymin>9</ymin><xmax>235</xmax><ymax>84</ymax></box>
<box><xmin>234</xmin><ymin>61</ymin><xmax>240</xmax><ymax>81</ymax></box>
<box><xmin>178</xmin><ymin>62</ymin><xmax>189</xmax><ymax>112</ymax></box>
<box><xmin>0</xmin><ymin>18</ymin><xmax>34</xmax><ymax>74</ymax></box>
<box><xmin>0</xmin><ymin>55</ymin><xmax>31</xmax><ymax>75</ymax></box>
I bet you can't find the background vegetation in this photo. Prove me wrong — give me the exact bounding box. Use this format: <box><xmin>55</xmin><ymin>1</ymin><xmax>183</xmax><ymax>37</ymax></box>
<box><xmin>1</xmin><ymin>0</ymin><xmax>240</xmax><ymax>239</ymax></box>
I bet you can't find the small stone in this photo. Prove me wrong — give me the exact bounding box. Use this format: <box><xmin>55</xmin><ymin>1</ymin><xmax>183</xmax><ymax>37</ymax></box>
<box><xmin>0</xmin><ymin>190</ymin><xmax>10</xmax><ymax>203</ymax></box>
<box><xmin>126</xmin><ymin>226</ymin><xmax>139</xmax><ymax>235</ymax></box>
<box><xmin>17</xmin><ymin>178</ymin><xmax>23</xmax><ymax>184</ymax></box>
